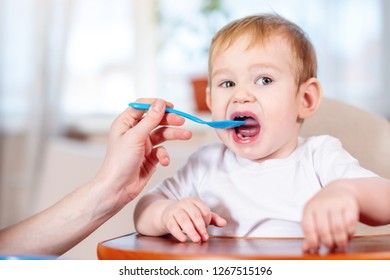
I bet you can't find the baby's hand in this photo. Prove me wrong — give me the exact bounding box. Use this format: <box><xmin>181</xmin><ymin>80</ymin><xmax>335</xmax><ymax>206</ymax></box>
<box><xmin>161</xmin><ymin>197</ymin><xmax>227</xmax><ymax>242</ymax></box>
<box><xmin>301</xmin><ymin>183</ymin><xmax>359</xmax><ymax>252</ymax></box>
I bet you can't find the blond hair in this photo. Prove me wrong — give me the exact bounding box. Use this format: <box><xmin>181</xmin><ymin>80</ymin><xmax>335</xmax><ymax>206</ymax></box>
<box><xmin>208</xmin><ymin>14</ymin><xmax>317</xmax><ymax>86</ymax></box>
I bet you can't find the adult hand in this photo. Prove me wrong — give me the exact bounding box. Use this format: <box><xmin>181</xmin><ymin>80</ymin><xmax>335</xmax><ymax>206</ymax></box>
<box><xmin>0</xmin><ymin>98</ymin><xmax>192</xmax><ymax>256</ymax></box>
<box><xmin>96</xmin><ymin>98</ymin><xmax>192</xmax><ymax>210</ymax></box>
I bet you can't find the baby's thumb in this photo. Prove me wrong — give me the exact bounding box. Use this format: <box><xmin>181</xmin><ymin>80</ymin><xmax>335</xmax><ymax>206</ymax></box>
<box><xmin>210</xmin><ymin>212</ymin><xmax>227</xmax><ymax>228</ymax></box>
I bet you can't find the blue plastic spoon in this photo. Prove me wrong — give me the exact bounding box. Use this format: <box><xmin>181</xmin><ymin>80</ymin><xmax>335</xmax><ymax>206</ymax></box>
<box><xmin>129</xmin><ymin>102</ymin><xmax>245</xmax><ymax>129</ymax></box>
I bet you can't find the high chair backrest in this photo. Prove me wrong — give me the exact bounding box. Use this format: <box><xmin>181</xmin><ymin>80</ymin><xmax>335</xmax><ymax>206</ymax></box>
<box><xmin>300</xmin><ymin>97</ymin><xmax>390</xmax><ymax>179</ymax></box>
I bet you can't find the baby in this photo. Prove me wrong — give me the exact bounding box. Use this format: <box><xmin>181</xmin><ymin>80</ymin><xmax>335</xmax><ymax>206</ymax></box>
<box><xmin>134</xmin><ymin>14</ymin><xmax>390</xmax><ymax>252</ymax></box>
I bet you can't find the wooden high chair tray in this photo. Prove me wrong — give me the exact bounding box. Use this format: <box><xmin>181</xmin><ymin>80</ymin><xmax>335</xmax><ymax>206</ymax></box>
<box><xmin>97</xmin><ymin>232</ymin><xmax>390</xmax><ymax>260</ymax></box>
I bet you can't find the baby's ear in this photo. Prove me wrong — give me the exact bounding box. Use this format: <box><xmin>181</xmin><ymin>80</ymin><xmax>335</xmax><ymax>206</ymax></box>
<box><xmin>297</xmin><ymin>77</ymin><xmax>322</xmax><ymax>119</ymax></box>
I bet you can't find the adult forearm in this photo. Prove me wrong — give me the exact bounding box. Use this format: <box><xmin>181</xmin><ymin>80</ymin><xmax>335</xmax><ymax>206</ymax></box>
<box><xmin>0</xmin><ymin>178</ymin><xmax>120</xmax><ymax>256</ymax></box>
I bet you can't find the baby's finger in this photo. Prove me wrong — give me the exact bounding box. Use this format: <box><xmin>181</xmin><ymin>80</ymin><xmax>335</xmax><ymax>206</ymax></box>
<box><xmin>210</xmin><ymin>212</ymin><xmax>227</xmax><ymax>227</ymax></box>
<box><xmin>315</xmin><ymin>210</ymin><xmax>334</xmax><ymax>250</ymax></box>
<box><xmin>329</xmin><ymin>211</ymin><xmax>349</xmax><ymax>251</ymax></box>
<box><xmin>164</xmin><ymin>208</ymin><xmax>188</xmax><ymax>242</ymax></box>
<box><xmin>191</xmin><ymin>199</ymin><xmax>213</xmax><ymax>225</ymax></box>
<box><xmin>167</xmin><ymin>219</ymin><xmax>187</xmax><ymax>243</ymax></box>
<box><xmin>174</xmin><ymin>209</ymin><xmax>202</xmax><ymax>243</ymax></box>
<box><xmin>184</xmin><ymin>203</ymin><xmax>210</xmax><ymax>241</ymax></box>
<box><xmin>301</xmin><ymin>212</ymin><xmax>320</xmax><ymax>252</ymax></box>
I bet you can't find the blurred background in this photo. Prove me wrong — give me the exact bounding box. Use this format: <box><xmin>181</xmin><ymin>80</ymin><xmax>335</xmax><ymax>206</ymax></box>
<box><xmin>1</xmin><ymin>0</ymin><xmax>389</xmax><ymax>259</ymax></box>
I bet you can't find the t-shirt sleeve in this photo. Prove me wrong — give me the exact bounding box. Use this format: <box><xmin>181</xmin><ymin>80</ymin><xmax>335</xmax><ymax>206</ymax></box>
<box><xmin>148</xmin><ymin>147</ymin><xmax>207</xmax><ymax>200</ymax></box>
<box><xmin>312</xmin><ymin>136</ymin><xmax>378</xmax><ymax>186</ymax></box>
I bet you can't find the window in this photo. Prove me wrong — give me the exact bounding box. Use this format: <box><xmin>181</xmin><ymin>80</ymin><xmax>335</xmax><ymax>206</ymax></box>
<box><xmin>156</xmin><ymin>0</ymin><xmax>388</xmax><ymax>117</ymax></box>
<box><xmin>61</xmin><ymin>0</ymin><xmax>136</xmax><ymax>118</ymax></box>
<box><xmin>2</xmin><ymin>0</ymin><xmax>387</xmax><ymax>135</ymax></box>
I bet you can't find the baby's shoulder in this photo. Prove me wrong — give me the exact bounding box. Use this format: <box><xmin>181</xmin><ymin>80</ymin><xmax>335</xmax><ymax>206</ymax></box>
<box><xmin>298</xmin><ymin>135</ymin><xmax>348</xmax><ymax>164</ymax></box>
<box><xmin>189</xmin><ymin>142</ymin><xmax>230</xmax><ymax>163</ymax></box>
<box><xmin>302</xmin><ymin>135</ymin><xmax>343</xmax><ymax>150</ymax></box>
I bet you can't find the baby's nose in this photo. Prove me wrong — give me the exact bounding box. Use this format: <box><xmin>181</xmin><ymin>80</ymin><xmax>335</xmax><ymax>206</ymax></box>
<box><xmin>232</xmin><ymin>88</ymin><xmax>256</xmax><ymax>103</ymax></box>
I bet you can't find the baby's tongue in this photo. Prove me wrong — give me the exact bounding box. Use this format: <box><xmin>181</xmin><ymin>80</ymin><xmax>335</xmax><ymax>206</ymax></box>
<box><xmin>236</xmin><ymin>118</ymin><xmax>260</xmax><ymax>138</ymax></box>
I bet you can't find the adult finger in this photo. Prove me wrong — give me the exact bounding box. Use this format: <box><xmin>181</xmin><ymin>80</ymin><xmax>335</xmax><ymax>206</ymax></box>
<box><xmin>153</xmin><ymin>146</ymin><xmax>170</xmax><ymax>167</ymax></box>
<box><xmin>111</xmin><ymin>98</ymin><xmax>178</xmax><ymax>137</ymax></box>
<box><xmin>110</xmin><ymin>107</ymin><xmax>145</xmax><ymax>138</ymax></box>
<box><xmin>133</xmin><ymin>99</ymin><xmax>186</xmax><ymax>126</ymax></box>
<box><xmin>129</xmin><ymin>99</ymin><xmax>167</xmax><ymax>141</ymax></box>
<box><xmin>134</xmin><ymin>98</ymin><xmax>174</xmax><ymax>109</ymax></box>
<box><xmin>160</xmin><ymin>113</ymin><xmax>186</xmax><ymax>126</ymax></box>
<box><xmin>150</xmin><ymin>127</ymin><xmax>192</xmax><ymax>146</ymax></box>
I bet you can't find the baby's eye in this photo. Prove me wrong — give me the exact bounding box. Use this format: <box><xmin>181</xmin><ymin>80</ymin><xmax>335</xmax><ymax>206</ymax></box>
<box><xmin>256</xmin><ymin>76</ymin><xmax>273</xmax><ymax>85</ymax></box>
<box><xmin>220</xmin><ymin>81</ymin><xmax>235</xmax><ymax>88</ymax></box>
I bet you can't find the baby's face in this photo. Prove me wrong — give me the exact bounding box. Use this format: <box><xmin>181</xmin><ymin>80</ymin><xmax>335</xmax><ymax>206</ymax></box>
<box><xmin>208</xmin><ymin>35</ymin><xmax>303</xmax><ymax>162</ymax></box>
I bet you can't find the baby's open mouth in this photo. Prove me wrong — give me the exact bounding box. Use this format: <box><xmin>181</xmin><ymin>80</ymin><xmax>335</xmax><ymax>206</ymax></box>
<box><xmin>232</xmin><ymin>114</ymin><xmax>261</xmax><ymax>141</ymax></box>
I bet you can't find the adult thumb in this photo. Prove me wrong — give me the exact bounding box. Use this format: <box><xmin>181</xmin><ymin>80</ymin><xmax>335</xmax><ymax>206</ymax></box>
<box><xmin>131</xmin><ymin>99</ymin><xmax>166</xmax><ymax>140</ymax></box>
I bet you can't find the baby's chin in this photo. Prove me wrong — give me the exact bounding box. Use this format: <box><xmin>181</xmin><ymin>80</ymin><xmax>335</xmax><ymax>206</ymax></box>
<box><xmin>238</xmin><ymin>153</ymin><xmax>264</xmax><ymax>162</ymax></box>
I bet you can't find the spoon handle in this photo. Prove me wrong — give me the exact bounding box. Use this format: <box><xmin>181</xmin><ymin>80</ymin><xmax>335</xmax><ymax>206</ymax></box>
<box><xmin>128</xmin><ymin>102</ymin><xmax>205</xmax><ymax>123</ymax></box>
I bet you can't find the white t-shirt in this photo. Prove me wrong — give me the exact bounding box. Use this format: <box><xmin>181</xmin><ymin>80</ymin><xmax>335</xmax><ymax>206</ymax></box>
<box><xmin>151</xmin><ymin>135</ymin><xmax>377</xmax><ymax>237</ymax></box>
